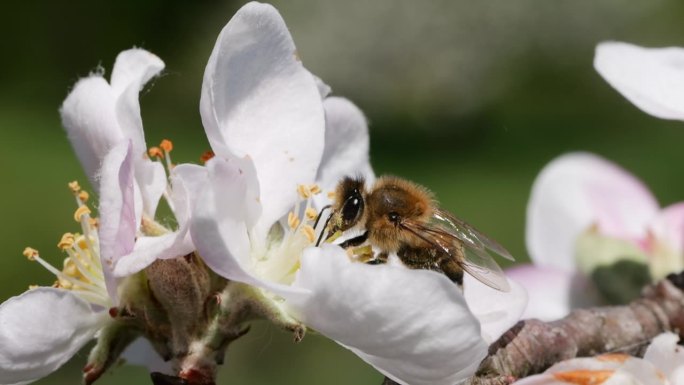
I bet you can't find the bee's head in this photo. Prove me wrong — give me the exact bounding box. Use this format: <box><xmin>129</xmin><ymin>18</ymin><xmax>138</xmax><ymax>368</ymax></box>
<box><xmin>329</xmin><ymin>176</ymin><xmax>366</xmax><ymax>233</ymax></box>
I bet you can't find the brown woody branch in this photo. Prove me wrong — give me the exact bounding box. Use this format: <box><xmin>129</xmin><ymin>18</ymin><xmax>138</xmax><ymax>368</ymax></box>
<box><xmin>383</xmin><ymin>272</ymin><xmax>684</xmax><ymax>385</ymax></box>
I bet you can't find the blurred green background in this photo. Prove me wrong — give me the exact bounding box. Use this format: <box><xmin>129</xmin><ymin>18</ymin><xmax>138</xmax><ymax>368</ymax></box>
<box><xmin>2</xmin><ymin>1</ymin><xmax>684</xmax><ymax>384</ymax></box>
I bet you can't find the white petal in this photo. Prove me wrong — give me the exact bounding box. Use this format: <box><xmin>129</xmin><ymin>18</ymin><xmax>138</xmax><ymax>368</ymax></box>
<box><xmin>526</xmin><ymin>152</ymin><xmax>659</xmax><ymax>271</ymax></box>
<box><xmin>169</xmin><ymin>164</ymin><xmax>209</xmax><ymax>227</ymax></box>
<box><xmin>111</xmin><ymin>49</ymin><xmax>165</xmax><ymax>159</ymax></box>
<box><xmin>0</xmin><ymin>288</ymin><xmax>105</xmax><ymax>384</ymax></box>
<box><xmin>121</xmin><ymin>337</ymin><xmax>173</xmax><ymax>375</ymax></box>
<box><xmin>464</xmin><ymin>273</ymin><xmax>527</xmax><ymax>343</ymax></box>
<box><xmin>314</xmin><ymin>97</ymin><xmax>375</xmax><ymax>209</ymax></box>
<box><xmin>113</xmin><ymin>230</ymin><xmax>195</xmax><ymax>277</ymax></box>
<box><xmin>505</xmin><ymin>265</ymin><xmax>601</xmax><ymax>321</ymax></box>
<box><xmin>190</xmin><ymin>157</ymin><xmax>305</xmax><ymax>296</ymax></box>
<box><xmin>644</xmin><ymin>332</ymin><xmax>684</xmax><ymax>384</ymax></box>
<box><xmin>134</xmin><ymin>159</ymin><xmax>166</xmax><ymax>219</ymax></box>
<box><xmin>595</xmin><ymin>42</ymin><xmax>684</xmax><ymax>121</ymax></box>
<box><xmin>286</xmin><ymin>246</ymin><xmax>487</xmax><ymax>385</ymax></box>
<box><xmin>99</xmin><ymin>141</ymin><xmax>137</xmax><ymax>301</ymax></box>
<box><xmin>312</xmin><ymin>73</ymin><xmax>332</xmax><ymax>98</ymax></box>
<box><xmin>60</xmin><ymin>75</ymin><xmax>123</xmax><ymax>190</ymax></box>
<box><xmin>199</xmin><ymin>2</ymin><xmax>325</xmax><ymax>238</ymax></box>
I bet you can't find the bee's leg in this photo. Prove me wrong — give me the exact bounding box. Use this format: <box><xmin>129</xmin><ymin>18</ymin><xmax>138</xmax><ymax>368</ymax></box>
<box><xmin>367</xmin><ymin>252</ymin><xmax>388</xmax><ymax>265</ymax></box>
<box><xmin>339</xmin><ymin>231</ymin><xmax>369</xmax><ymax>249</ymax></box>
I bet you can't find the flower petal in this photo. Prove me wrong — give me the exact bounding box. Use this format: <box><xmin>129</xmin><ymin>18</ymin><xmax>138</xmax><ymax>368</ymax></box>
<box><xmin>464</xmin><ymin>273</ymin><xmax>527</xmax><ymax>343</ymax></box>
<box><xmin>314</xmin><ymin>97</ymin><xmax>375</xmax><ymax>208</ymax></box>
<box><xmin>644</xmin><ymin>332</ymin><xmax>684</xmax><ymax>384</ymax></box>
<box><xmin>110</xmin><ymin>49</ymin><xmax>165</xmax><ymax>161</ymax></box>
<box><xmin>286</xmin><ymin>246</ymin><xmax>487</xmax><ymax>385</ymax></box>
<box><xmin>595</xmin><ymin>41</ymin><xmax>684</xmax><ymax>121</ymax></box>
<box><xmin>648</xmin><ymin>203</ymin><xmax>684</xmax><ymax>279</ymax></box>
<box><xmin>505</xmin><ymin>265</ymin><xmax>601</xmax><ymax>321</ymax></box>
<box><xmin>190</xmin><ymin>157</ymin><xmax>306</xmax><ymax>296</ymax></box>
<box><xmin>134</xmin><ymin>159</ymin><xmax>166</xmax><ymax>219</ymax></box>
<box><xmin>526</xmin><ymin>152</ymin><xmax>659</xmax><ymax>271</ymax></box>
<box><xmin>0</xmin><ymin>288</ymin><xmax>106</xmax><ymax>384</ymax></box>
<box><xmin>121</xmin><ymin>337</ymin><xmax>173</xmax><ymax>375</ymax></box>
<box><xmin>60</xmin><ymin>75</ymin><xmax>123</xmax><ymax>190</ymax></box>
<box><xmin>199</xmin><ymin>2</ymin><xmax>325</xmax><ymax>238</ymax></box>
<box><xmin>99</xmin><ymin>141</ymin><xmax>137</xmax><ymax>300</ymax></box>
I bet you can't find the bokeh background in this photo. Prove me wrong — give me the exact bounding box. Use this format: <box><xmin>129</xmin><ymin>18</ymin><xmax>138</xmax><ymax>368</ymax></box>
<box><xmin>2</xmin><ymin>1</ymin><xmax>684</xmax><ymax>384</ymax></box>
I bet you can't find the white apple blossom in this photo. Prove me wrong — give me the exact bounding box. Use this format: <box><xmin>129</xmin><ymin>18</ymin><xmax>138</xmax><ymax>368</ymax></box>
<box><xmin>188</xmin><ymin>3</ymin><xmax>527</xmax><ymax>385</ymax></box>
<box><xmin>512</xmin><ymin>332</ymin><xmax>684</xmax><ymax>385</ymax></box>
<box><xmin>509</xmin><ymin>152</ymin><xmax>684</xmax><ymax>321</ymax></box>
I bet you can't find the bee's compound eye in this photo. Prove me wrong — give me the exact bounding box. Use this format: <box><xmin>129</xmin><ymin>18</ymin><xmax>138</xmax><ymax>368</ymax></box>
<box><xmin>342</xmin><ymin>190</ymin><xmax>364</xmax><ymax>226</ymax></box>
<box><xmin>388</xmin><ymin>212</ymin><xmax>400</xmax><ymax>223</ymax></box>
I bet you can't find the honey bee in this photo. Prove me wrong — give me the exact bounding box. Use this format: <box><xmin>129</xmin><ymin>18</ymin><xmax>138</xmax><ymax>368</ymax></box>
<box><xmin>318</xmin><ymin>176</ymin><xmax>514</xmax><ymax>292</ymax></box>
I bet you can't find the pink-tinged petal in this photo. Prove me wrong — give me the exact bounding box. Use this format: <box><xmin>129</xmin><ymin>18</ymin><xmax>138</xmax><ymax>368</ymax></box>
<box><xmin>595</xmin><ymin>42</ymin><xmax>684</xmax><ymax>121</ymax></box>
<box><xmin>0</xmin><ymin>288</ymin><xmax>106</xmax><ymax>384</ymax></box>
<box><xmin>314</xmin><ymin>97</ymin><xmax>375</xmax><ymax>209</ymax></box>
<box><xmin>60</xmin><ymin>76</ymin><xmax>123</xmax><ymax>190</ymax></box>
<box><xmin>644</xmin><ymin>332</ymin><xmax>684</xmax><ymax>384</ymax></box>
<box><xmin>99</xmin><ymin>141</ymin><xmax>137</xmax><ymax>301</ymax></box>
<box><xmin>286</xmin><ymin>246</ymin><xmax>487</xmax><ymax>385</ymax></box>
<box><xmin>121</xmin><ymin>337</ymin><xmax>173</xmax><ymax>375</ymax></box>
<box><xmin>526</xmin><ymin>152</ymin><xmax>659</xmax><ymax>271</ymax></box>
<box><xmin>505</xmin><ymin>265</ymin><xmax>601</xmax><ymax>321</ymax></box>
<box><xmin>199</xmin><ymin>2</ymin><xmax>325</xmax><ymax>239</ymax></box>
<box><xmin>111</xmin><ymin>49</ymin><xmax>164</xmax><ymax>162</ymax></box>
<box><xmin>464</xmin><ymin>274</ymin><xmax>527</xmax><ymax>343</ymax></box>
<box><xmin>190</xmin><ymin>157</ymin><xmax>305</xmax><ymax>296</ymax></box>
<box><xmin>649</xmin><ymin>202</ymin><xmax>684</xmax><ymax>256</ymax></box>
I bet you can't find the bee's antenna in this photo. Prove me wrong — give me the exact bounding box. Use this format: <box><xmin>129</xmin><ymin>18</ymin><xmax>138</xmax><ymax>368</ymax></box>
<box><xmin>313</xmin><ymin>205</ymin><xmax>332</xmax><ymax>229</ymax></box>
<box><xmin>315</xmin><ymin>212</ymin><xmax>334</xmax><ymax>247</ymax></box>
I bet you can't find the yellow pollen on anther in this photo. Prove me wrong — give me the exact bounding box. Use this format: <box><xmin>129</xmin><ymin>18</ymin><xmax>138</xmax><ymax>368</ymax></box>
<box><xmin>78</xmin><ymin>190</ymin><xmax>90</xmax><ymax>202</ymax></box>
<box><xmin>297</xmin><ymin>185</ymin><xmax>311</xmax><ymax>199</ymax></box>
<box><xmin>58</xmin><ymin>233</ymin><xmax>75</xmax><ymax>249</ymax></box>
<box><xmin>301</xmin><ymin>225</ymin><xmax>315</xmax><ymax>243</ymax></box>
<box><xmin>148</xmin><ymin>147</ymin><xmax>164</xmax><ymax>158</ymax></box>
<box><xmin>23</xmin><ymin>247</ymin><xmax>39</xmax><ymax>261</ymax></box>
<box><xmin>288</xmin><ymin>212</ymin><xmax>300</xmax><ymax>229</ymax></box>
<box><xmin>74</xmin><ymin>206</ymin><xmax>91</xmax><ymax>222</ymax></box>
<box><xmin>160</xmin><ymin>139</ymin><xmax>173</xmax><ymax>153</ymax></box>
<box><xmin>68</xmin><ymin>181</ymin><xmax>81</xmax><ymax>193</ymax></box>
<box><xmin>596</xmin><ymin>354</ymin><xmax>630</xmax><ymax>363</ymax></box>
<box><xmin>200</xmin><ymin>150</ymin><xmax>215</xmax><ymax>164</ymax></box>
<box><xmin>305</xmin><ymin>208</ymin><xmax>318</xmax><ymax>221</ymax></box>
<box><xmin>553</xmin><ymin>370</ymin><xmax>614</xmax><ymax>385</ymax></box>
<box><xmin>327</xmin><ymin>191</ymin><xmax>335</xmax><ymax>199</ymax></box>
<box><xmin>89</xmin><ymin>218</ymin><xmax>99</xmax><ymax>228</ymax></box>
<box><xmin>28</xmin><ymin>285</ymin><xmax>38</xmax><ymax>290</ymax></box>
<box><xmin>309</xmin><ymin>184</ymin><xmax>321</xmax><ymax>194</ymax></box>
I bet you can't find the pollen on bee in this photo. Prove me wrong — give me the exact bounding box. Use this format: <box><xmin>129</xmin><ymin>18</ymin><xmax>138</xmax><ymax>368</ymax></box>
<box><xmin>200</xmin><ymin>150</ymin><xmax>215</xmax><ymax>164</ymax></box>
<box><xmin>552</xmin><ymin>370</ymin><xmax>614</xmax><ymax>385</ymax></box>
<box><xmin>148</xmin><ymin>146</ymin><xmax>164</xmax><ymax>158</ymax></box>
<box><xmin>301</xmin><ymin>225</ymin><xmax>315</xmax><ymax>243</ymax></box>
<box><xmin>160</xmin><ymin>139</ymin><xmax>173</xmax><ymax>153</ymax></box>
<box><xmin>287</xmin><ymin>212</ymin><xmax>300</xmax><ymax>229</ymax></box>
<box><xmin>23</xmin><ymin>247</ymin><xmax>39</xmax><ymax>261</ymax></box>
<box><xmin>58</xmin><ymin>233</ymin><xmax>75</xmax><ymax>249</ymax></box>
<box><xmin>74</xmin><ymin>206</ymin><xmax>91</xmax><ymax>222</ymax></box>
<box><xmin>68</xmin><ymin>181</ymin><xmax>81</xmax><ymax>193</ymax></box>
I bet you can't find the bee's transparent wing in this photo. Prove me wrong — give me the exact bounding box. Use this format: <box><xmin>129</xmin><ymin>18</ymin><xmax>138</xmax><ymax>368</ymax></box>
<box><xmin>400</xmin><ymin>210</ymin><xmax>512</xmax><ymax>292</ymax></box>
<box><xmin>432</xmin><ymin>208</ymin><xmax>515</xmax><ymax>262</ymax></box>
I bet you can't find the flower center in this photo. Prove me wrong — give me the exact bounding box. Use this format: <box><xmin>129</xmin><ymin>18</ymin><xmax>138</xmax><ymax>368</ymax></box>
<box><xmin>23</xmin><ymin>181</ymin><xmax>110</xmax><ymax>308</ymax></box>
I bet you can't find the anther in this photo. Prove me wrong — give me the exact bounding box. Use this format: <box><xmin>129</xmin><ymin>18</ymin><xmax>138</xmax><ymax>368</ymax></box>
<box><xmin>28</xmin><ymin>285</ymin><xmax>38</xmax><ymax>290</ymax></box>
<box><xmin>78</xmin><ymin>190</ymin><xmax>89</xmax><ymax>202</ymax></box>
<box><xmin>305</xmin><ymin>208</ymin><xmax>318</xmax><ymax>221</ymax></box>
<box><xmin>309</xmin><ymin>185</ymin><xmax>321</xmax><ymax>195</ymax></box>
<box><xmin>23</xmin><ymin>247</ymin><xmax>39</xmax><ymax>261</ymax></box>
<box><xmin>148</xmin><ymin>147</ymin><xmax>164</xmax><ymax>158</ymax></box>
<box><xmin>58</xmin><ymin>233</ymin><xmax>75</xmax><ymax>249</ymax></box>
<box><xmin>200</xmin><ymin>150</ymin><xmax>215</xmax><ymax>164</ymax></box>
<box><xmin>301</xmin><ymin>225</ymin><xmax>315</xmax><ymax>243</ymax></box>
<box><xmin>160</xmin><ymin>139</ymin><xmax>173</xmax><ymax>153</ymax></box>
<box><xmin>74</xmin><ymin>206</ymin><xmax>91</xmax><ymax>222</ymax></box>
<box><xmin>288</xmin><ymin>212</ymin><xmax>300</xmax><ymax>229</ymax></box>
<box><xmin>297</xmin><ymin>185</ymin><xmax>311</xmax><ymax>199</ymax></box>
<box><xmin>327</xmin><ymin>191</ymin><xmax>336</xmax><ymax>200</ymax></box>
<box><xmin>68</xmin><ymin>181</ymin><xmax>81</xmax><ymax>193</ymax></box>
<box><xmin>88</xmin><ymin>218</ymin><xmax>99</xmax><ymax>228</ymax></box>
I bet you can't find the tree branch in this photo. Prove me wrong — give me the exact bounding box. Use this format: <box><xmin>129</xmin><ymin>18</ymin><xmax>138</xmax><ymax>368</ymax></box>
<box><xmin>383</xmin><ymin>272</ymin><xmax>684</xmax><ymax>385</ymax></box>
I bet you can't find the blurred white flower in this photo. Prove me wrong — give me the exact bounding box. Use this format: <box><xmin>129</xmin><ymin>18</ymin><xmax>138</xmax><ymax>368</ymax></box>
<box><xmin>512</xmin><ymin>332</ymin><xmax>684</xmax><ymax>385</ymax></box>
<box><xmin>509</xmin><ymin>152</ymin><xmax>684</xmax><ymax>321</ymax></box>
<box><xmin>188</xmin><ymin>3</ymin><xmax>526</xmax><ymax>384</ymax></box>
<box><xmin>595</xmin><ymin>41</ymin><xmax>684</xmax><ymax>122</ymax></box>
